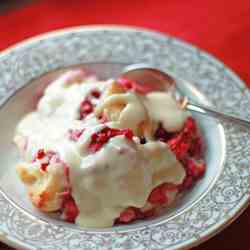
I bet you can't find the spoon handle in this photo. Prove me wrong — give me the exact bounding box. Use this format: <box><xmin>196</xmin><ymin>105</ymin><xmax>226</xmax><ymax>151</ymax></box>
<box><xmin>187</xmin><ymin>103</ymin><xmax>250</xmax><ymax>130</ymax></box>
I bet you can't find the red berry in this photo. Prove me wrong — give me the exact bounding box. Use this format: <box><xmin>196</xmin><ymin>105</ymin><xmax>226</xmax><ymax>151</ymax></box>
<box><xmin>148</xmin><ymin>183</ymin><xmax>168</xmax><ymax>205</ymax></box>
<box><xmin>97</xmin><ymin>132</ymin><xmax>109</xmax><ymax>143</ymax></box>
<box><xmin>88</xmin><ymin>127</ymin><xmax>134</xmax><ymax>153</ymax></box>
<box><xmin>62</xmin><ymin>196</ymin><xmax>79</xmax><ymax>223</ymax></box>
<box><xmin>189</xmin><ymin>136</ymin><xmax>203</xmax><ymax>158</ymax></box>
<box><xmin>195</xmin><ymin>162</ymin><xmax>206</xmax><ymax>178</ymax></box>
<box><xmin>36</xmin><ymin>150</ymin><xmax>57</xmax><ymax>171</ymax></box>
<box><xmin>168</xmin><ymin>137</ymin><xmax>190</xmax><ymax>160</ymax></box>
<box><xmin>162</xmin><ymin>183</ymin><xmax>178</xmax><ymax>192</ymax></box>
<box><xmin>79</xmin><ymin>99</ymin><xmax>93</xmax><ymax>119</ymax></box>
<box><xmin>119</xmin><ymin>207</ymin><xmax>137</xmax><ymax>223</ymax></box>
<box><xmin>154</xmin><ymin>116</ymin><xmax>203</xmax><ymax>162</ymax></box>
<box><xmin>186</xmin><ymin>158</ymin><xmax>206</xmax><ymax>179</ymax></box>
<box><xmin>91</xmin><ymin>133</ymin><xmax>98</xmax><ymax>141</ymax></box>
<box><xmin>64</xmin><ymin>166</ymin><xmax>70</xmax><ymax>178</ymax></box>
<box><xmin>60</xmin><ymin>190</ymin><xmax>71</xmax><ymax>200</ymax></box>
<box><xmin>154</xmin><ymin>125</ymin><xmax>173</xmax><ymax>142</ymax></box>
<box><xmin>36</xmin><ymin>149</ymin><xmax>45</xmax><ymax>159</ymax></box>
<box><xmin>122</xmin><ymin>129</ymin><xmax>134</xmax><ymax>140</ymax></box>
<box><xmin>91</xmin><ymin>90</ymin><xmax>101</xmax><ymax>98</ymax></box>
<box><xmin>89</xmin><ymin>143</ymin><xmax>103</xmax><ymax>153</ymax></box>
<box><xmin>68</xmin><ymin>129</ymin><xmax>84</xmax><ymax>141</ymax></box>
<box><xmin>40</xmin><ymin>163</ymin><xmax>49</xmax><ymax>172</ymax></box>
<box><xmin>181</xmin><ymin>176</ymin><xmax>194</xmax><ymax>190</ymax></box>
<box><xmin>184</xmin><ymin>117</ymin><xmax>197</xmax><ymax>134</ymax></box>
<box><xmin>142</xmin><ymin>208</ymin><xmax>155</xmax><ymax>218</ymax></box>
<box><xmin>109</xmin><ymin>128</ymin><xmax>119</xmax><ymax>137</ymax></box>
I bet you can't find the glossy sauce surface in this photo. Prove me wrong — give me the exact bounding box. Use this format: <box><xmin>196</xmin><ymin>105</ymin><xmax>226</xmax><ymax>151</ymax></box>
<box><xmin>14</xmin><ymin>71</ymin><xmax>188</xmax><ymax>227</ymax></box>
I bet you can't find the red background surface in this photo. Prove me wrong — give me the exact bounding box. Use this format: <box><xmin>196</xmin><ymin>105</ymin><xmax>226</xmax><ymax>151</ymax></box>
<box><xmin>0</xmin><ymin>0</ymin><xmax>250</xmax><ymax>249</ymax></box>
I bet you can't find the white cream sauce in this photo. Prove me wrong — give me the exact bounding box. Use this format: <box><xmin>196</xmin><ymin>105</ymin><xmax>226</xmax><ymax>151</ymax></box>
<box><xmin>145</xmin><ymin>92</ymin><xmax>188</xmax><ymax>132</ymax></box>
<box><xmin>95</xmin><ymin>92</ymin><xmax>148</xmax><ymax>134</ymax></box>
<box><xmin>38</xmin><ymin>73</ymin><xmax>111</xmax><ymax>119</ymax></box>
<box><xmin>15</xmin><ymin>72</ymin><xmax>187</xmax><ymax>228</ymax></box>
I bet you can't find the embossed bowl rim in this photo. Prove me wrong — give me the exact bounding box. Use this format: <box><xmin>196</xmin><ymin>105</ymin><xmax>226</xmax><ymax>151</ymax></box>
<box><xmin>0</xmin><ymin>25</ymin><xmax>249</xmax><ymax>250</ymax></box>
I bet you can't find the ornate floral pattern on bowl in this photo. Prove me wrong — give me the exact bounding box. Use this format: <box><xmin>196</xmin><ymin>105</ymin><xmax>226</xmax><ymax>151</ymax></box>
<box><xmin>0</xmin><ymin>26</ymin><xmax>250</xmax><ymax>250</ymax></box>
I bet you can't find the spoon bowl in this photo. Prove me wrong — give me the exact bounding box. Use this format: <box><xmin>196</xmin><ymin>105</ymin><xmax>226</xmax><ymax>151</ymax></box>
<box><xmin>122</xmin><ymin>64</ymin><xmax>250</xmax><ymax>130</ymax></box>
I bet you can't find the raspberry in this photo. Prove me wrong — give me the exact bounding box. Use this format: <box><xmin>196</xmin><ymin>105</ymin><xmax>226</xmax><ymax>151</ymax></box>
<box><xmin>35</xmin><ymin>150</ymin><xmax>77</xmax><ymax>223</ymax></box>
<box><xmin>64</xmin><ymin>165</ymin><xmax>70</xmax><ymax>185</ymax></box>
<box><xmin>62</xmin><ymin>195</ymin><xmax>79</xmax><ymax>223</ymax></box>
<box><xmin>116</xmin><ymin>206</ymin><xmax>156</xmax><ymax>224</ymax></box>
<box><xmin>179</xmin><ymin>158</ymin><xmax>206</xmax><ymax>191</ymax></box>
<box><xmin>79</xmin><ymin>90</ymin><xmax>102</xmax><ymax>119</ymax></box>
<box><xmin>148</xmin><ymin>183</ymin><xmax>178</xmax><ymax>205</ymax></box>
<box><xmin>60</xmin><ymin>164</ymin><xmax>77</xmax><ymax>223</ymax></box>
<box><xmin>40</xmin><ymin>163</ymin><xmax>49</xmax><ymax>172</ymax></box>
<box><xmin>89</xmin><ymin>127</ymin><xmax>134</xmax><ymax>153</ymax></box>
<box><xmin>148</xmin><ymin>183</ymin><xmax>168</xmax><ymax>205</ymax></box>
<box><xmin>34</xmin><ymin>149</ymin><xmax>58</xmax><ymax>172</ymax></box>
<box><xmin>107</xmin><ymin>128</ymin><xmax>119</xmax><ymax>137</ymax></box>
<box><xmin>168</xmin><ymin>136</ymin><xmax>190</xmax><ymax>160</ymax></box>
<box><xmin>184</xmin><ymin>116</ymin><xmax>197</xmax><ymax>134</ymax></box>
<box><xmin>96</xmin><ymin>132</ymin><xmax>109</xmax><ymax>143</ymax></box>
<box><xmin>195</xmin><ymin>162</ymin><xmax>206</xmax><ymax>178</ymax></box>
<box><xmin>89</xmin><ymin>143</ymin><xmax>103</xmax><ymax>153</ymax></box>
<box><xmin>122</xmin><ymin>128</ymin><xmax>134</xmax><ymax>140</ymax></box>
<box><xmin>79</xmin><ymin>99</ymin><xmax>93</xmax><ymax>119</ymax></box>
<box><xmin>91</xmin><ymin>133</ymin><xmax>98</xmax><ymax>141</ymax></box>
<box><xmin>186</xmin><ymin>158</ymin><xmax>206</xmax><ymax>179</ymax></box>
<box><xmin>119</xmin><ymin>207</ymin><xmax>137</xmax><ymax>223</ymax></box>
<box><xmin>60</xmin><ymin>190</ymin><xmax>71</xmax><ymax>200</ymax></box>
<box><xmin>68</xmin><ymin>129</ymin><xmax>84</xmax><ymax>141</ymax></box>
<box><xmin>90</xmin><ymin>90</ymin><xmax>101</xmax><ymax>98</ymax></box>
<box><xmin>154</xmin><ymin>125</ymin><xmax>173</xmax><ymax>142</ymax></box>
<box><xmin>153</xmin><ymin>117</ymin><xmax>202</xmax><ymax>162</ymax></box>
<box><xmin>179</xmin><ymin>176</ymin><xmax>194</xmax><ymax>191</ymax></box>
<box><xmin>36</xmin><ymin>149</ymin><xmax>46</xmax><ymax>159</ymax></box>
<box><xmin>189</xmin><ymin>136</ymin><xmax>203</xmax><ymax>158</ymax></box>
<box><xmin>142</xmin><ymin>208</ymin><xmax>156</xmax><ymax>218</ymax></box>
<box><xmin>162</xmin><ymin>183</ymin><xmax>178</xmax><ymax>191</ymax></box>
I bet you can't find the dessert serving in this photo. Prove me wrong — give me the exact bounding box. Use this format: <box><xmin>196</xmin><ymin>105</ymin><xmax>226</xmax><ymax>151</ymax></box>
<box><xmin>14</xmin><ymin>69</ymin><xmax>206</xmax><ymax>228</ymax></box>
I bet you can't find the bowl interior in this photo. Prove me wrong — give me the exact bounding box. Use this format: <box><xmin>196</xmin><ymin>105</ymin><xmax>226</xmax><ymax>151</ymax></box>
<box><xmin>0</xmin><ymin>63</ymin><xmax>225</xmax><ymax>232</ymax></box>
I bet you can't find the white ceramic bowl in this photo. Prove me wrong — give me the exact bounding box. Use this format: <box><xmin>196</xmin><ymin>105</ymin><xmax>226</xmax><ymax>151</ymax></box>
<box><xmin>0</xmin><ymin>26</ymin><xmax>249</xmax><ymax>250</ymax></box>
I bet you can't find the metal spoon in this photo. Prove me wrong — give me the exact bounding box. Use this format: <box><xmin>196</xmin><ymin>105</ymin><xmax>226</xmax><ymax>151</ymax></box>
<box><xmin>121</xmin><ymin>63</ymin><xmax>250</xmax><ymax>129</ymax></box>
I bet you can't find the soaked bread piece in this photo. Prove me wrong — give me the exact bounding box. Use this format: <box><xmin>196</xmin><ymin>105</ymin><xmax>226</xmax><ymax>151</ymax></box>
<box><xmin>101</xmin><ymin>81</ymin><xmax>126</xmax><ymax>121</ymax></box>
<box><xmin>16</xmin><ymin>163</ymin><xmax>67</xmax><ymax>212</ymax></box>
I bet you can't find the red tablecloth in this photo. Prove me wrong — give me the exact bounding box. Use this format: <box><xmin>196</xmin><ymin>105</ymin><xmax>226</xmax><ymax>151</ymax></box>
<box><xmin>1</xmin><ymin>1</ymin><xmax>250</xmax><ymax>249</ymax></box>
